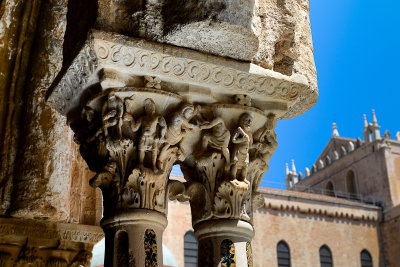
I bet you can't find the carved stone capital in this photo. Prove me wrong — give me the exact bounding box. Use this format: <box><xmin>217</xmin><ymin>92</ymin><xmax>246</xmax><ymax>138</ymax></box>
<box><xmin>45</xmin><ymin>27</ymin><xmax>314</xmax><ymax>267</ymax></box>
<box><xmin>0</xmin><ymin>218</ymin><xmax>103</xmax><ymax>267</ymax></box>
<box><xmin>169</xmin><ymin>108</ymin><xmax>278</xmax><ymax>225</ymax></box>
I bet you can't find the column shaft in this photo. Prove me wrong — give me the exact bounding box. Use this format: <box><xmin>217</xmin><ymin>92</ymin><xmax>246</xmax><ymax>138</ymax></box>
<box><xmin>101</xmin><ymin>210</ymin><xmax>167</xmax><ymax>267</ymax></box>
<box><xmin>194</xmin><ymin>219</ymin><xmax>254</xmax><ymax>267</ymax></box>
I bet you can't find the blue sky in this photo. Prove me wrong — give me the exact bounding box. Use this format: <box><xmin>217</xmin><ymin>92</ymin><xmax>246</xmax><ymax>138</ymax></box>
<box><xmin>262</xmin><ymin>0</ymin><xmax>400</xmax><ymax>188</ymax></box>
<box><xmin>172</xmin><ymin>1</ymin><xmax>400</xmax><ymax>188</ymax></box>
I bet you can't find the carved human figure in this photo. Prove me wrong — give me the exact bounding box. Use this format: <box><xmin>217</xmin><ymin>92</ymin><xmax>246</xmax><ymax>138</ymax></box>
<box><xmin>102</xmin><ymin>93</ymin><xmax>124</xmax><ymax>138</ymax></box>
<box><xmin>79</xmin><ymin>106</ymin><xmax>98</xmax><ymax>141</ymax></box>
<box><xmin>230</xmin><ymin>113</ymin><xmax>253</xmax><ymax>181</ymax></box>
<box><xmin>122</xmin><ymin>98</ymin><xmax>167</xmax><ymax>170</ymax></box>
<box><xmin>253</xmin><ymin>113</ymin><xmax>278</xmax><ymax>165</ymax></box>
<box><xmin>159</xmin><ymin>104</ymin><xmax>199</xmax><ymax>168</ymax></box>
<box><xmin>138</xmin><ymin>99</ymin><xmax>167</xmax><ymax>170</ymax></box>
<box><xmin>202</xmin><ymin>120</ymin><xmax>231</xmax><ymax>168</ymax></box>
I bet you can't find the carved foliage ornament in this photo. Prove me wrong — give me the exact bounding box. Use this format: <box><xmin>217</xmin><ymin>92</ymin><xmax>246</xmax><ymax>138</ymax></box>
<box><xmin>176</xmin><ymin>110</ymin><xmax>277</xmax><ymax>224</ymax></box>
<box><xmin>74</xmin><ymin>86</ymin><xmax>277</xmax><ymax>221</ymax></box>
<box><xmin>78</xmin><ymin>88</ymin><xmax>199</xmax><ymax>216</ymax></box>
<box><xmin>0</xmin><ymin>247</ymin><xmax>92</xmax><ymax>267</ymax></box>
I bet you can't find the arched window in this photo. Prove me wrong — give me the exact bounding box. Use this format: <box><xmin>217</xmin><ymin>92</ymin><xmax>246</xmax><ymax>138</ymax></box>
<box><xmin>184</xmin><ymin>231</ymin><xmax>198</xmax><ymax>267</ymax></box>
<box><xmin>361</xmin><ymin>249</ymin><xmax>373</xmax><ymax>267</ymax></box>
<box><xmin>277</xmin><ymin>241</ymin><xmax>290</xmax><ymax>267</ymax></box>
<box><xmin>326</xmin><ymin>181</ymin><xmax>334</xmax><ymax>196</ymax></box>
<box><xmin>320</xmin><ymin>245</ymin><xmax>333</xmax><ymax>267</ymax></box>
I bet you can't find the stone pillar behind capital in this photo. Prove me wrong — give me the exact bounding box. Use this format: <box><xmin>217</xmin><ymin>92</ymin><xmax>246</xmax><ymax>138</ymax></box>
<box><xmin>47</xmin><ymin>0</ymin><xmax>318</xmax><ymax>263</ymax></box>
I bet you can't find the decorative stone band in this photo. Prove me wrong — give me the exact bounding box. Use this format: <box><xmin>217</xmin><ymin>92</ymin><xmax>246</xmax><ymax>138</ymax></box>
<box><xmin>0</xmin><ymin>218</ymin><xmax>104</xmax><ymax>243</ymax></box>
<box><xmin>0</xmin><ymin>218</ymin><xmax>104</xmax><ymax>266</ymax></box>
<box><xmin>47</xmin><ymin>30</ymin><xmax>310</xmax><ymax>119</ymax></box>
<box><xmin>258</xmin><ymin>188</ymin><xmax>381</xmax><ymax>222</ymax></box>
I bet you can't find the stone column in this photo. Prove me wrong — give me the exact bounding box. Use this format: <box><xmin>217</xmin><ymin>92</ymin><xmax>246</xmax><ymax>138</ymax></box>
<box><xmin>194</xmin><ymin>219</ymin><xmax>254</xmax><ymax>266</ymax></box>
<box><xmin>167</xmin><ymin>105</ymin><xmax>277</xmax><ymax>267</ymax></box>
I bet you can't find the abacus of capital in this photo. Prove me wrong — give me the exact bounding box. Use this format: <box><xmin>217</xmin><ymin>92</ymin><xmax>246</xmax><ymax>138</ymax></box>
<box><xmin>0</xmin><ymin>0</ymin><xmax>317</xmax><ymax>266</ymax></box>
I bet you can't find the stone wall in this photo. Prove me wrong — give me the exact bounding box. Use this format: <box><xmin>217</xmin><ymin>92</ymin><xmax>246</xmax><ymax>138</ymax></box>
<box><xmin>293</xmin><ymin>140</ymin><xmax>395</xmax><ymax>209</ymax></box>
<box><xmin>0</xmin><ymin>0</ymin><xmax>102</xmax><ymax>223</ymax></box>
<box><xmin>163</xmin><ymin>201</ymin><xmax>193</xmax><ymax>267</ymax></box>
<box><xmin>163</xmin><ymin>187</ymin><xmax>382</xmax><ymax>267</ymax></box>
<box><xmin>385</xmin><ymin>141</ymin><xmax>400</xmax><ymax>207</ymax></box>
<box><xmin>381</xmin><ymin>205</ymin><xmax>400</xmax><ymax>267</ymax></box>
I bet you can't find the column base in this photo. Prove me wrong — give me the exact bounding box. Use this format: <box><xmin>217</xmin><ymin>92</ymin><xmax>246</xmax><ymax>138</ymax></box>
<box><xmin>194</xmin><ymin>219</ymin><xmax>254</xmax><ymax>267</ymax></box>
<box><xmin>101</xmin><ymin>209</ymin><xmax>168</xmax><ymax>267</ymax></box>
<box><xmin>0</xmin><ymin>217</ymin><xmax>104</xmax><ymax>266</ymax></box>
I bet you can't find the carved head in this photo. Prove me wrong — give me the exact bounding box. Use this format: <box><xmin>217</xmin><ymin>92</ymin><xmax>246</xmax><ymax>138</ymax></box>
<box><xmin>144</xmin><ymin>98</ymin><xmax>156</xmax><ymax>115</ymax></box>
<box><xmin>108</xmin><ymin>92</ymin><xmax>116</xmax><ymax>103</ymax></box>
<box><xmin>239</xmin><ymin>113</ymin><xmax>253</xmax><ymax>130</ymax></box>
<box><xmin>105</xmin><ymin>161</ymin><xmax>118</xmax><ymax>173</ymax></box>
<box><xmin>181</xmin><ymin>104</ymin><xmax>195</xmax><ymax>119</ymax></box>
<box><xmin>82</xmin><ymin>106</ymin><xmax>95</xmax><ymax>122</ymax></box>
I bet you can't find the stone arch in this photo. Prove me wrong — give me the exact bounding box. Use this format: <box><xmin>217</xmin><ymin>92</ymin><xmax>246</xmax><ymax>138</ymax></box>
<box><xmin>325</xmin><ymin>180</ymin><xmax>335</xmax><ymax>197</ymax></box>
<box><xmin>346</xmin><ymin>169</ymin><xmax>358</xmax><ymax>197</ymax></box>
<box><xmin>319</xmin><ymin>245</ymin><xmax>333</xmax><ymax>267</ymax></box>
<box><xmin>360</xmin><ymin>249</ymin><xmax>373</xmax><ymax>267</ymax></box>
